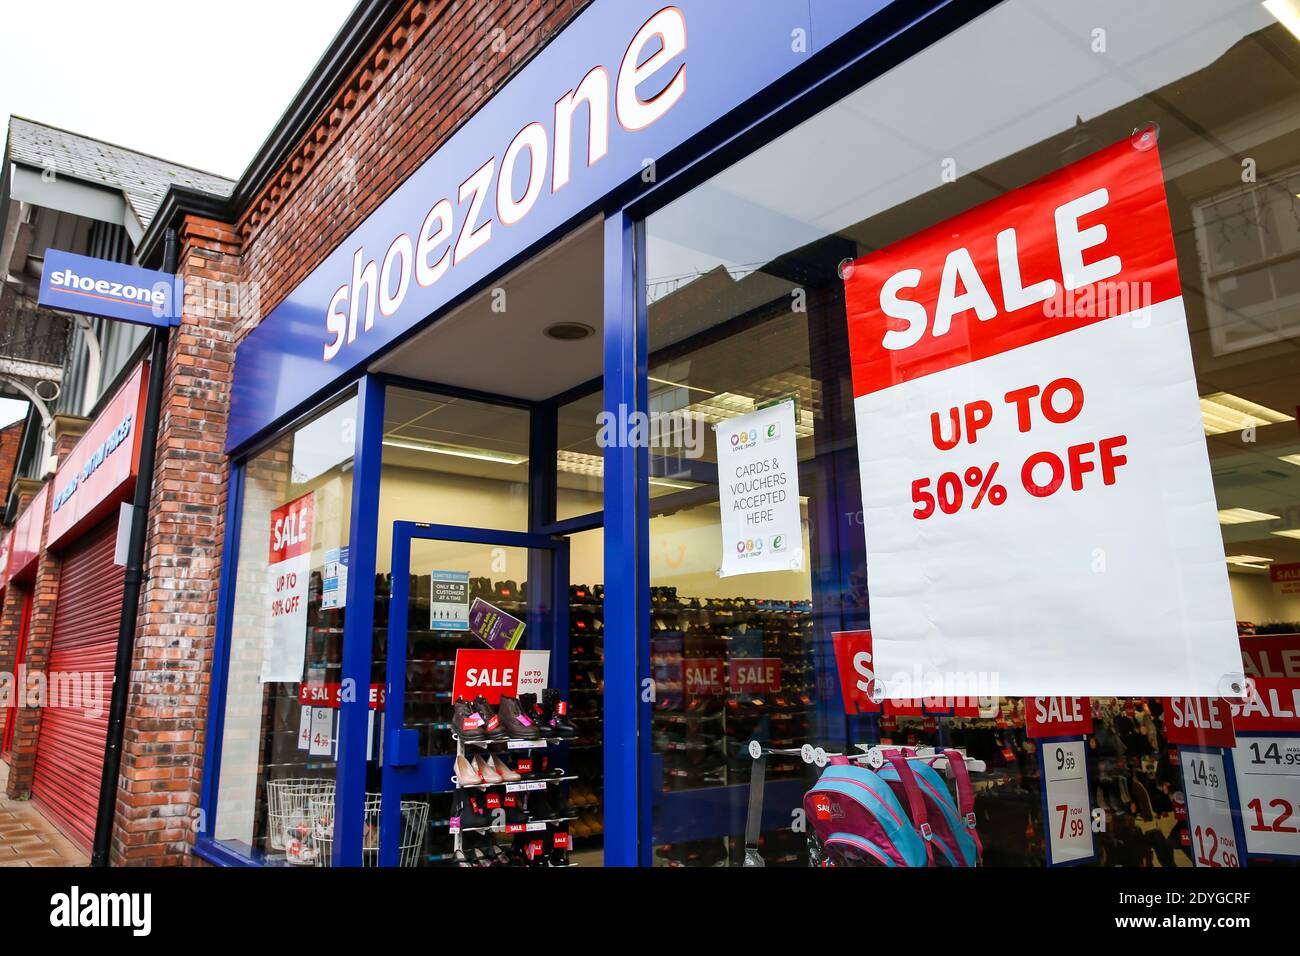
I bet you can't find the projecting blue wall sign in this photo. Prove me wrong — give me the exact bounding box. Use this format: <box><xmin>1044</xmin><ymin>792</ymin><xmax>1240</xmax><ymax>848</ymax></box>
<box><xmin>39</xmin><ymin>249</ymin><xmax>182</xmax><ymax>327</ymax></box>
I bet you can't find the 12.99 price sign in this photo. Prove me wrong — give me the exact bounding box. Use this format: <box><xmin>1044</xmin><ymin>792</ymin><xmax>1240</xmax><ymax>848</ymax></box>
<box><xmin>843</xmin><ymin>132</ymin><xmax>1238</xmax><ymax>697</ymax></box>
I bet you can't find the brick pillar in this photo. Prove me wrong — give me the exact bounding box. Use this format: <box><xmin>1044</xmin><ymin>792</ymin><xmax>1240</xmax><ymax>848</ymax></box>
<box><xmin>0</xmin><ymin>479</ymin><xmax>42</xmax><ymax>749</ymax></box>
<box><xmin>5</xmin><ymin>418</ymin><xmax>89</xmax><ymax>797</ymax></box>
<box><xmin>111</xmin><ymin>217</ymin><xmax>241</xmax><ymax>865</ymax></box>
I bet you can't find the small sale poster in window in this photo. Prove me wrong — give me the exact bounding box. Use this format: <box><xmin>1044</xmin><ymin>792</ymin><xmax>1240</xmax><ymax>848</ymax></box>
<box><xmin>261</xmin><ymin>492</ymin><xmax>314</xmax><ymax>683</ymax></box>
<box><xmin>842</xmin><ymin>131</ymin><xmax>1239</xmax><ymax>697</ymax></box>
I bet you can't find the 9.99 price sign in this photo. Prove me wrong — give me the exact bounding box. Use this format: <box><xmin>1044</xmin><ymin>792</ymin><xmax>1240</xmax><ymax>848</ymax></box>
<box><xmin>1038</xmin><ymin>738</ymin><xmax>1094</xmax><ymax>865</ymax></box>
<box><xmin>842</xmin><ymin>134</ymin><xmax>1238</xmax><ymax>698</ymax></box>
<box><xmin>1179</xmin><ymin>747</ymin><xmax>1244</xmax><ymax>868</ymax></box>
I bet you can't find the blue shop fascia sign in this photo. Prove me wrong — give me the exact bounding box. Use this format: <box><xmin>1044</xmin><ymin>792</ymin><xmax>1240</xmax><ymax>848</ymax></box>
<box><xmin>226</xmin><ymin>0</ymin><xmax>896</xmax><ymax>451</ymax></box>
<box><xmin>52</xmin><ymin>413</ymin><xmax>133</xmax><ymax>514</ymax></box>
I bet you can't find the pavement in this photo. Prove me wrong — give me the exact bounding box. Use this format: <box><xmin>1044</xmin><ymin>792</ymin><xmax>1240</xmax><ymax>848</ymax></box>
<box><xmin>0</xmin><ymin>760</ymin><xmax>89</xmax><ymax>866</ymax></box>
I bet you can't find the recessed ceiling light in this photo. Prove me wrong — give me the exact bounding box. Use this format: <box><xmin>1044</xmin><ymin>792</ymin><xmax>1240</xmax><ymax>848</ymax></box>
<box><xmin>1200</xmin><ymin>391</ymin><xmax>1294</xmax><ymax>435</ymax></box>
<box><xmin>1225</xmin><ymin>554</ymin><xmax>1273</xmax><ymax>566</ymax></box>
<box><xmin>1218</xmin><ymin>508</ymin><xmax>1281</xmax><ymax>524</ymax></box>
<box><xmin>544</xmin><ymin>322</ymin><xmax>594</xmax><ymax>341</ymax></box>
<box><xmin>1271</xmin><ymin>529</ymin><xmax>1300</xmax><ymax>540</ymax></box>
<box><xmin>1279</xmin><ymin>454</ymin><xmax>1300</xmax><ymax>467</ymax></box>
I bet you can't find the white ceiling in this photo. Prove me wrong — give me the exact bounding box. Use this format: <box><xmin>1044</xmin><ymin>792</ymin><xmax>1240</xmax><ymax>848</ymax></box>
<box><xmin>371</xmin><ymin>216</ymin><xmax>603</xmax><ymax>399</ymax></box>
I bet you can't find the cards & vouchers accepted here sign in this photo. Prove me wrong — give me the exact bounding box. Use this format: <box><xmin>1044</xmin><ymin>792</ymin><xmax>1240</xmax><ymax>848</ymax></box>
<box><xmin>716</xmin><ymin>399</ymin><xmax>803</xmax><ymax>577</ymax></box>
<box><xmin>843</xmin><ymin>130</ymin><xmax>1239</xmax><ymax>698</ymax></box>
<box><xmin>262</xmin><ymin>492</ymin><xmax>314</xmax><ymax>683</ymax></box>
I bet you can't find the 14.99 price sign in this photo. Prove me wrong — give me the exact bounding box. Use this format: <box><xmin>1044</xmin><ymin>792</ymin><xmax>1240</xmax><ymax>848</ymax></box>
<box><xmin>843</xmin><ymin>133</ymin><xmax>1238</xmax><ymax>697</ymax></box>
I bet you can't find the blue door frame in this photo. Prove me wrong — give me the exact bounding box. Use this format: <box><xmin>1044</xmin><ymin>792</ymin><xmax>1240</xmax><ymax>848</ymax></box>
<box><xmin>378</xmin><ymin>521</ymin><xmax>570</xmax><ymax>867</ymax></box>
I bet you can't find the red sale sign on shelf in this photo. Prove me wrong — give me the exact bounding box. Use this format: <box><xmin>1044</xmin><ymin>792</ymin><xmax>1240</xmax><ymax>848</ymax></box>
<box><xmin>262</xmin><ymin>492</ymin><xmax>314</xmax><ymax>682</ymax></box>
<box><xmin>842</xmin><ymin>132</ymin><xmax>1238</xmax><ymax>697</ymax></box>
<box><xmin>451</xmin><ymin>648</ymin><xmax>549</xmax><ymax>705</ymax></box>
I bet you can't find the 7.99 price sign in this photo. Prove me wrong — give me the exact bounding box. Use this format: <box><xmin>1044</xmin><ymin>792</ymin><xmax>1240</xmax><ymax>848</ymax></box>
<box><xmin>842</xmin><ymin>133</ymin><xmax>1238</xmax><ymax>698</ymax></box>
<box><xmin>1038</xmin><ymin>738</ymin><xmax>1094</xmax><ymax>865</ymax></box>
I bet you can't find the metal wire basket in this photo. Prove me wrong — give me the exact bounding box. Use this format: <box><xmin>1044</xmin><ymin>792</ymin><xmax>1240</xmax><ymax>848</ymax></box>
<box><xmin>266</xmin><ymin>777</ymin><xmax>336</xmax><ymax>861</ymax></box>
<box><xmin>310</xmin><ymin>792</ymin><xmax>429</xmax><ymax>867</ymax></box>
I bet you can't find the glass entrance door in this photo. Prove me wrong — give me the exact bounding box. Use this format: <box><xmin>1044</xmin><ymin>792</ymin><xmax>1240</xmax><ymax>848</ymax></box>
<box><xmin>378</xmin><ymin>521</ymin><xmax>569</xmax><ymax>867</ymax></box>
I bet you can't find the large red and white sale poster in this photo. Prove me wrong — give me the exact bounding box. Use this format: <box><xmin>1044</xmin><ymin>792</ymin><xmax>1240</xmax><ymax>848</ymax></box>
<box><xmin>261</xmin><ymin>492</ymin><xmax>314</xmax><ymax>683</ymax></box>
<box><xmin>843</xmin><ymin>132</ymin><xmax>1238</xmax><ymax>697</ymax></box>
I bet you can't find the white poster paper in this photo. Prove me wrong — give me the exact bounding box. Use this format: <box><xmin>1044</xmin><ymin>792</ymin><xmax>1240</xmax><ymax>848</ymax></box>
<box><xmin>842</xmin><ymin>135</ymin><xmax>1238</xmax><ymax>697</ymax></box>
<box><xmin>715</xmin><ymin>399</ymin><xmax>802</xmax><ymax>577</ymax></box>
<box><xmin>261</xmin><ymin>492</ymin><xmax>314</xmax><ymax>683</ymax></box>
<box><xmin>1180</xmin><ymin>749</ymin><xmax>1242</xmax><ymax>867</ymax></box>
<box><xmin>1039</xmin><ymin>738</ymin><xmax>1094</xmax><ymax>865</ymax></box>
<box><xmin>1232</xmin><ymin>736</ymin><xmax>1300</xmax><ymax>858</ymax></box>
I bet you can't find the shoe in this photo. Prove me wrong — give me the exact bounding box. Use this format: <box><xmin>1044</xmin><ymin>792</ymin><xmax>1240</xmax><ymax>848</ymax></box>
<box><xmin>455</xmin><ymin>754</ymin><xmax>483</xmax><ymax>786</ymax></box>
<box><xmin>473</xmin><ymin>695</ymin><xmax>507</xmax><ymax>739</ymax></box>
<box><xmin>583</xmin><ymin>810</ymin><xmax>604</xmax><ymax>835</ymax></box>
<box><xmin>520</xmin><ymin>692</ymin><xmax>556</xmax><ymax>738</ymax></box>
<box><xmin>473</xmin><ymin>755</ymin><xmax>503</xmax><ymax>785</ymax></box>
<box><xmin>498</xmin><ymin>695</ymin><xmax>540</xmax><ymax>739</ymax></box>
<box><xmin>530</xmin><ymin>790</ymin><xmax>557</xmax><ymax>821</ymax></box>
<box><xmin>453</xmin><ymin>792</ymin><xmax>490</xmax><ymax>830</ymax></box>
<box><xmin>489</xmin><ymin>754</ymin><xmax>520</xmax><ymax>782</ymax></box>
<box><xmin>569</xmin><ymin>816</ymin><xmax>592</xmax><ymax>838</ymax></box>
<box><xmin>543</xmin><ymin>688</ymin><xmax>578</xmax><ymax>738</ymax></box>
<box><xmin>453</xmin><ymin>697</ymin><xmax>487</xmax><ymax>740</ymax></box>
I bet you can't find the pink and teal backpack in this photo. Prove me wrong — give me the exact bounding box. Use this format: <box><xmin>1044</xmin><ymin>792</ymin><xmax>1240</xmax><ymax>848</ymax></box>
<box><xmin>804</xmin><ymin>748</ymin><xmax>982</xmax><ymax>867</ymax></box>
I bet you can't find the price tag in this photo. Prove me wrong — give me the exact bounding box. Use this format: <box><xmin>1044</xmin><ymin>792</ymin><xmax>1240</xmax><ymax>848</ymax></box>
<box><xmin>298</xmin><ymin>706</ymin><xmax>313</xmax><ymax>751</ymax></box>
<box><xmin>1232</xmin><ymin>735</ymin><xmax>1300</xmax><ymax>858</ymax></box>
<box><xmin>1038</xmin><ymin>738</ymin><xmax>1094</xmax><ymax>865</ymax></box>
<box><xmin>1178</xmin><ymin>748</ymin><xmax>1243</xmax><ymax>868</ymax></box>
<box><xmin>309</xmin><ymin>707</ymin><xmax>333</xmax><ymax>756</ymax></box>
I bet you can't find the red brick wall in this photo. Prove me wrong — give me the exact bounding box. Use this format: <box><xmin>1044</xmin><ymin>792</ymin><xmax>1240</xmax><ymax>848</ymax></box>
<box><xmin>111</xmin><ymin>217</ymin><xmax>240</xmax><ymax>866</ymax></box>
<box><xmin>0</xmin><ymin>421</ymin><xmax>24</xmax><ymax>503</ymax></box>
<box><xmin>236</xmin><ymin>0</ymin><xmax>592</xmax><ymax>341</ymax></box>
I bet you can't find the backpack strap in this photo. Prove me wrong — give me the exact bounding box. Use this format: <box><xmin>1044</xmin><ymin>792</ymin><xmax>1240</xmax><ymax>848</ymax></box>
<box><xmin>933</xmin><ymin>749</ymin><xmax>983</xmax><ymax>864</ymax></box>
<box><xmin>884</xmin><ymin>750</ymin><xmax>934</xmax><ymax>865</ymax></box>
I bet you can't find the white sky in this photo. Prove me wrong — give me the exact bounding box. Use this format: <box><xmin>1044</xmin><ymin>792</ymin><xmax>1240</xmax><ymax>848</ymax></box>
<box><xmin>0</xmin><ymin>1</ymin><xmax>357</xmax><ymax>431</ymax></box>
<box><xmin>2</xmin><ymin>0</ymin><xmax>358</xmax><ymax>179</ymax></box>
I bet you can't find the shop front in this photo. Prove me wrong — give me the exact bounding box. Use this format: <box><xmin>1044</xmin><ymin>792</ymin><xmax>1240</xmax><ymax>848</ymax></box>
<box><xmin>198</xmin><ymin>0</ymin><xmax>1300</xmax><ymax>869</ymax></box>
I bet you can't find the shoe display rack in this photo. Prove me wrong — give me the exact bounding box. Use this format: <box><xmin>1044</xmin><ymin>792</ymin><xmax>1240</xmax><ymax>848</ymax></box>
<box><xmin>448</xmin><ymin>696</ymin><xmax>581</xmax><ymax>867</ymax></box>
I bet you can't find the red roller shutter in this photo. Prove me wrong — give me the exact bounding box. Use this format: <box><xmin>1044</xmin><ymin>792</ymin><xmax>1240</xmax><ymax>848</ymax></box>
<box><xmin>30</xmin><ymin>518</ymin><xmax>124</xmax><ymax>851</ymax></box>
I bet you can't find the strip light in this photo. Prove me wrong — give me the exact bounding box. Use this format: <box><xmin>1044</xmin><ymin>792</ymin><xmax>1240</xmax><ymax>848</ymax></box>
<box><xmin>1271</xmin><ymin>529</ymin><xmax>1300</xmax><ymax>540</ymax></box>
<box><xmin>1217</xmin><ymin>508</ymin><xmax>1280</xmax><ymax>524</ymax></box>
<box><xmin>1225</xmin><ymin>554</ymin><xmax>1273</xmax><ymax>568</ymax></box>
<box><xmin>1200</xmin><ymin>391</ymin><xmax>1294</xmax><ymax>435</ymax></box>
<box><xmin>1264</xmin><ymin>0</ymin><xmax>1300</xmax><ymax>41</ymax></box>
<box><xmin>383</xmin><ymin>437</ymin><xmax>527</xmax><ymax>465</ymax></box>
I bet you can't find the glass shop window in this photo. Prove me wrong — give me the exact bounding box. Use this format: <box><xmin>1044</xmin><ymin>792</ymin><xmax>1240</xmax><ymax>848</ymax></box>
<box><xmin>643</xmin><ymin>0</ymin><xmax>1300</xmax><ymax>867</ymax></box>
<box><xmin>212</xmin><ymin>393</ymin><xmax>356</xmax><ymax>864</ymax></box>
